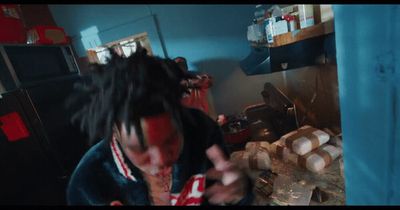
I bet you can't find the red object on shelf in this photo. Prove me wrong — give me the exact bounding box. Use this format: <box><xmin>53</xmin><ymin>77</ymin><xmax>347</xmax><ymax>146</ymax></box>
<box><xmin>222</xmin><ymin>119</ymin><xmax>251</xmax><ymax>144</ymax></box>
<box><xmin>0</xmin><ymin>112</ymin><xmax>30</xmax><ymax>142</ymax></box>
<box><xmin>0</xmin><ymin>4</ymin><xmax>26</xmax><ymax>44</ymax></box>
<box><xmin>27</xmin><ymin>25</ymin><xmax>69</xmax><ymax>45</ymax></box>
<box><xmin>223</xmin><ymin>127</ymin><xmax>251</xmax><ymax>144</ymax></box>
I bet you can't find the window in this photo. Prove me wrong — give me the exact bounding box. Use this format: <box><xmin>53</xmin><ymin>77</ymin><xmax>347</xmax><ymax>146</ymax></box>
<box><xmin>87</xmin><ymin>32</ymin><xmax>152</xmax><ymax>64</ymax></box>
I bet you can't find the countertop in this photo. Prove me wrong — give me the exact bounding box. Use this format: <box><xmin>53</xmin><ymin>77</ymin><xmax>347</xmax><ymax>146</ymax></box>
<box><xmin>252</xmin><ymin>154</ymin><xmax>345</xmax><ymax>205</ymax></box>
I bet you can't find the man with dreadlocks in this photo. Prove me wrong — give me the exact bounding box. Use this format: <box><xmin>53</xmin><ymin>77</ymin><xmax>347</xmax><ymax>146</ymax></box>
<box><xmin>66</xmin><ymin>48</ymin><xmax>253</xmax><ymax>206</ymax></box>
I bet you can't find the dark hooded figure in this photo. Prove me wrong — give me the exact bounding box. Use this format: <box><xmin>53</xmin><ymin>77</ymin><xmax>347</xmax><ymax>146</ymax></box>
<box><xmin>174</xmin><ymin>56</ymin><xmax>213</xmax><ymax>115</ymax></box>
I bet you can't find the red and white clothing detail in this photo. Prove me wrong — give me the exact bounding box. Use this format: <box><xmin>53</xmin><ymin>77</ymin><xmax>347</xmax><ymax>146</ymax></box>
<box><xmin>110</xmin><ymin>136</ymin><xmax>206</xmax><ymax>206</ymax></box>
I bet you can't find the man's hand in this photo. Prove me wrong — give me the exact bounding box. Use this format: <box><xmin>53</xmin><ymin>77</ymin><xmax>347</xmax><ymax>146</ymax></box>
<box><xmin>205</xmin><ymin>145</ymin><xmax>249</xmax><ymax>205</ymax></box>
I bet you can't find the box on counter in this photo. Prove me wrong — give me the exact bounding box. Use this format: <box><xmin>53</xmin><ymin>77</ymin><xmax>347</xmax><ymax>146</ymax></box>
<box><xmin>245</xmin><ymin>141</ymin><xmax>270</xmax><ymax>154</ymax></box>
<box><xmin>230</xmin><ymin>141</ymin><xmax>272</xmax><ymax>181</ymax></box>
<box><xmin>270</xmin><ymin>139</ymin><xmax>342</xmax><ymax>173</ymax></box>
<box><xmin>230</xmin><ymin>148</ymin><xmax>271</xmax><ymax>172</ymax></box>
<box><xmin>269</xmin><ymin>139</ymin><xmax>298</xmax><ymax>163</ymax></box>
<box><xmin>272</xmin><ymin>18</ymin><xmax>289</xmax><ymax>36</ymax></box>
<box><xmin>281</xmin><ymin>125</ymin><xmax>330</xmax><ymax>156</ymax></box>
<box><xmin>247</xmin><ymin>22</ymin><xmax>266</xmax><ymax>43</ymax></box>
<box><xmin>320</xmin><ymin>5</ymin><xmax>334</xmax><ymax>23</ymax></box>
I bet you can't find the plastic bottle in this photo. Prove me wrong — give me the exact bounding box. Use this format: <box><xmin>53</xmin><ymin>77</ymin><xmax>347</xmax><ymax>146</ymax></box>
<box><xmin>265</xmin><ymin>17</ymin><xmax>275</xmax><ymax>44</ymax></box>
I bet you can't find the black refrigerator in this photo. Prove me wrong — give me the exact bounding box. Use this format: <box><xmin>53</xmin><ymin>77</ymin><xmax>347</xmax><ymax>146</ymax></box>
<box><xmin>0</xmin><ymin>44</ymin><xmax>89</xmax><ymax>204</ymax></box>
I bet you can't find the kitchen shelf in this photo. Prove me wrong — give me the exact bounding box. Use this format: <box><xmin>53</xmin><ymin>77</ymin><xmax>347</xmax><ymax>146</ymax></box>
<box><xmin>251</xmin><ymin>19</ymin><xmax>334</xmax><ymax>48</ymax></box>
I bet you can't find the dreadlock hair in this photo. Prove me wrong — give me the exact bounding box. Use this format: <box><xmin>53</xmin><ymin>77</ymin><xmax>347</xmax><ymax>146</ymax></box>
<box><xmin>66</xmin><ymin>48</ymin><xmax>187</xmax><ymax>146</ymax></box>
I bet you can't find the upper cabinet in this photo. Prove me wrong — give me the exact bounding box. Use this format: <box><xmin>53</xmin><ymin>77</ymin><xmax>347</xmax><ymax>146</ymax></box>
<box><xmin>241</xmin><ymin>5</ymin><xmax>336</xmax><ymax>75</ymax></box>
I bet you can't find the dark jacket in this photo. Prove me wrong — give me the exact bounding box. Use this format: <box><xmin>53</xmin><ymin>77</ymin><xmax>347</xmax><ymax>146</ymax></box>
<box><xmin>67</xmin><ymin>108</ymin><xmax>253</xmax><ymax>205</ymax></box>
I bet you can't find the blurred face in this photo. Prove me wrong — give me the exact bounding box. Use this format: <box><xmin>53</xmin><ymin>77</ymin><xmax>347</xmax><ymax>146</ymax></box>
<box><xmin>114</xmin><ymin>113</ymin><xmax>183</xmax><ymax>175</ymax></box>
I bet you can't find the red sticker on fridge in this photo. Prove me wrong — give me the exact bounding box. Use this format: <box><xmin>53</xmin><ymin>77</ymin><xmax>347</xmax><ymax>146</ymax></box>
<box><xmin>0</xmin><ymin>112</ymin><xmax>30</xmax><ymax>142</ymax></box>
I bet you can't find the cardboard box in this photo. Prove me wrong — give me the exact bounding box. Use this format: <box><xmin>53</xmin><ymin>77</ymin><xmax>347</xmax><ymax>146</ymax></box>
<box><xmin>273</xmin><ymin>19</ymin><xmax>289</xmax><ymax>36</ymax></box>
<box><xmin>320</xmin><ymin>5</ymin><xmax>334</xmax><ymax>22</ymax></box>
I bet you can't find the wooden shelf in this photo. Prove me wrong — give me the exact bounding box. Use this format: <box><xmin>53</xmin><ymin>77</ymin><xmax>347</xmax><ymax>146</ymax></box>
<box><xmin>251</xmin><ymin>19</ymin><xmax>334</xmax><ymax>48</ymax></box>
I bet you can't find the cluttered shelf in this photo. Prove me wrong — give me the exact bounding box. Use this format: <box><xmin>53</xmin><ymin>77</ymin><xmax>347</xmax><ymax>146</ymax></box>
<box><xmin>251</xmin><ymin>19</ymin><xmax>335</xmax><ymax>48</ymax></box>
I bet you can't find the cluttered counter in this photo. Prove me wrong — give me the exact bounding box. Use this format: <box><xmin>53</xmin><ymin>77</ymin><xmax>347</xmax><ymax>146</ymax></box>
<box><xmin>228</xmin><ymin>124</ymin><xmax>345</xmax><ymax>206</ymax></box>
<box><xmin>253</xmin><ymin>155</ymin><xmax>345</xmax><ymax>205</ymax></box>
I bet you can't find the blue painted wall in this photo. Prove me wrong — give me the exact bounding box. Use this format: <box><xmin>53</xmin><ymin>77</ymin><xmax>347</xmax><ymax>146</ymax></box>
<box><xmin>48</xmin><ymin>4</ymin><xmax>283</xmax><ymax>116</ymax></box>
<box><xmin>334</xmin><ymin>5</ymin><xmax>400</xmax><ymax>204</ymax></box>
